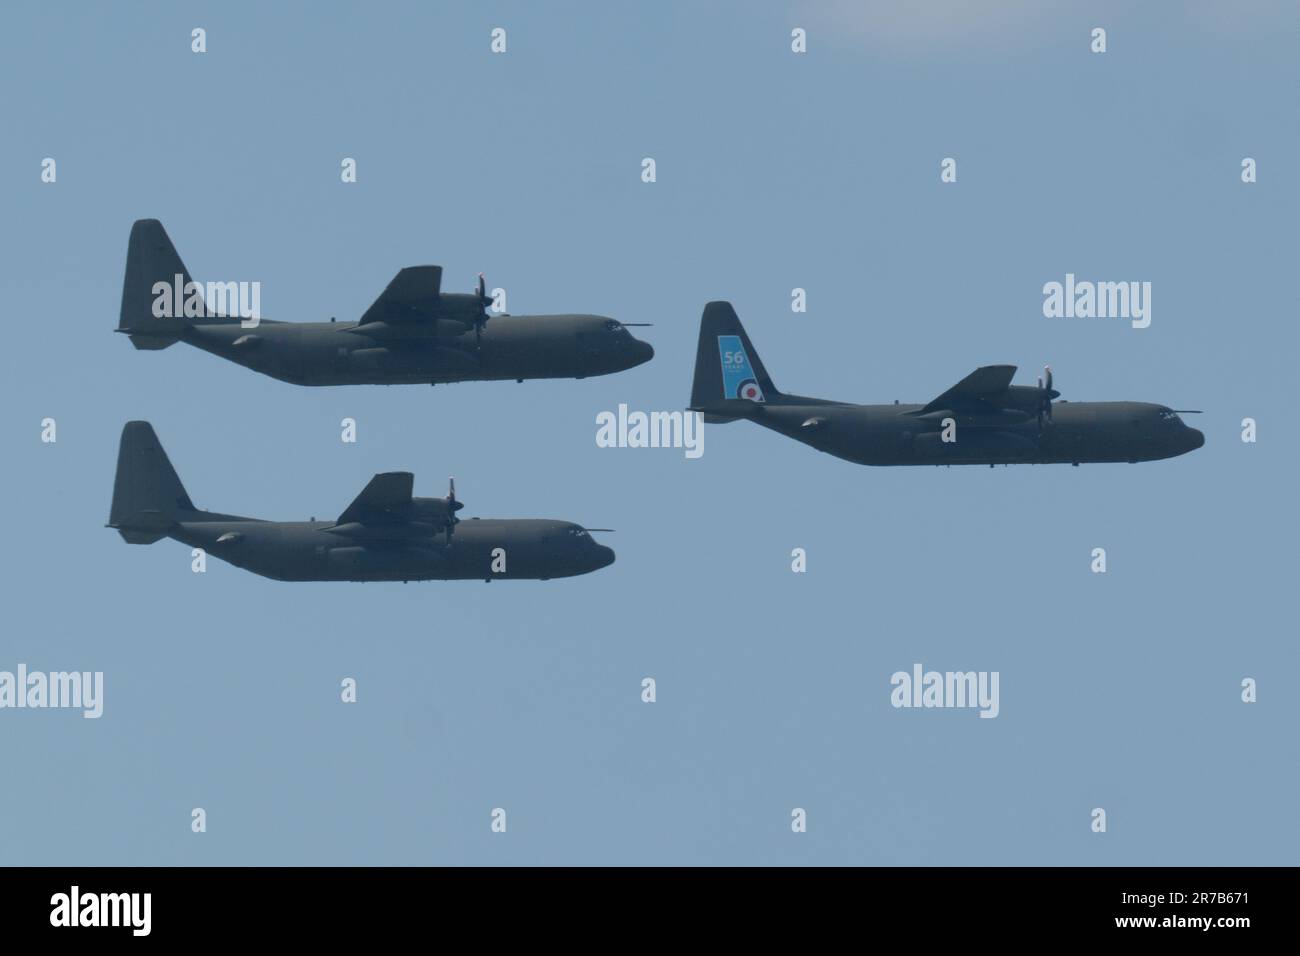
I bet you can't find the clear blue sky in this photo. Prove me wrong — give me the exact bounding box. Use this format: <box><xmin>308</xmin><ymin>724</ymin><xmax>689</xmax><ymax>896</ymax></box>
<box><xmin>1</xmin><ymin>1</ymin><xmax>1295</xmax><ymax>865</ymax></box>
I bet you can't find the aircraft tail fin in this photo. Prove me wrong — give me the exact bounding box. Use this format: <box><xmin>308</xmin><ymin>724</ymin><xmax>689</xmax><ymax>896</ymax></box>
<box><xmin>117</xmin><ymin>219</ymin><xmax>199</xmax><ymax>350</ymax></box>
<box><xmin>108</xmin><ymin>421</ymin><xmax>196</xmax><ymax>544</ymax></box>
<box><xmin>689</xmin><ymin>301</ymin><xmax>781</xmax><ymax>423</ymax></box>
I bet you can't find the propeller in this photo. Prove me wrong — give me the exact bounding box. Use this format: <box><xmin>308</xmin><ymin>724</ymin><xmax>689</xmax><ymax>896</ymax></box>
<box><xmin>442</xmin><ymin>476</ymin><xmax>464</xmax><ymax>544</ymax></box>
<box><xmin>473</xmin><ymin>274</ymin><xmax>491</xmax><ymax>346</ymax></box>
<box><xmin>1036</xmin><ymin>365</ymin><xmax>1059</xmax><ymax>433</ymax></box>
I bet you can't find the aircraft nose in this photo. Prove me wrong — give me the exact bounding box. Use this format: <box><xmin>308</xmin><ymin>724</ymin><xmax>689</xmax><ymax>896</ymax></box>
<box><xmin>629</xmin><ymin>339</ymin><xmax>654</xmax><ymax>367</ymax></box>
<box><xmin>1187</xmin><ymin>427</ymin><xmax>1205</xmax><ymax>451</ymax></box>
<box><xmin>593</xmin><ymin>544</ymin><xmax>616</xmax><ymax>569</ymax></box>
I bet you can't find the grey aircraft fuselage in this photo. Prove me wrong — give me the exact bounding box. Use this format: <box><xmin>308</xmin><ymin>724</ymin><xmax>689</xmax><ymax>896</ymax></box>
<box><xmin>168</xmin><ymin>513</ymin><xmax>615</xmax><ymax>582</ymax></box>
<box><xmin>108</xmin><ymin>421</ymin><xmax>615</xmax><ymax>583</ymax></box>
<box><xmin>726</xmin><ymin>395</ymin><xmax>1205</xmax><ymax>466</ymax></box>
<box><xmin>117</xmin><ymin>218</ymin><xmax>653</xmax><ymax>386</ymax></box>
<box><xmin>689</xmin><ymin>301</ymin><xmax>1205</xmax><ymax>467</ymax></box>
<box><xmin>171</xmin><ymin>313</ymin><xmax>654</xmax><ymax>386</ymax></box>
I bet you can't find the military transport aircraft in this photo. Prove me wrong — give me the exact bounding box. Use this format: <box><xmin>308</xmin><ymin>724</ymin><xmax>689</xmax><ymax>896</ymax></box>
<box><xmin>688</xmin><ymin>302</ymin><xmax>1205</xmax><ymax>467</ymax></box>
<box><xmin>108</xmin><ymin>422</ymin><xmax>616</xmax><ymax>582</ymax></box>
<box><xmin>116</xmin><ymin>219</ymin><xmax>654</xmax><ymax>386</ymax></box>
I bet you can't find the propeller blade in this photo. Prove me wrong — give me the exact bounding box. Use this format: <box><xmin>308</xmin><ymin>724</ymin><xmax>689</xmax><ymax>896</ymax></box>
<box><xmin>446</xmin><ymin>476</ymin><xmax>463</xmax><ymax>514</ymax></box>
<box><xmin>472</xmin><ymin>275</ymin><xmax>491</xmax><ymax>345</ymax></box>
<box><xmin>441</xmin><ymin>476</ymin><xmax>461</xmax><ymax>545</ymax></box>
<box><xmin>1036</xmin><ymin>371</ymin><xmax>1050</xmax><ymax>430</ymax></box>
<box><xmin>1042</xmin><ymin>366</ymin><xmax>1056</xmax><ymax>421</ymax></box>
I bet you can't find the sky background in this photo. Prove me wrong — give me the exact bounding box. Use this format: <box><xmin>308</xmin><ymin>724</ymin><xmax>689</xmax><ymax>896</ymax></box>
<box><xmin>1</xmin><ymin>0</ymin><xmax>1296</xmax><ymax>865</ymax></box>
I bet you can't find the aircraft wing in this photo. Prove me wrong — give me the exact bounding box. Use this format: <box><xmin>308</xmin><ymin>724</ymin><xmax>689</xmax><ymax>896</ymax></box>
<box><xmin>358</xmin><ymin>266</ymin><xmax>443</xmax><ymax>325</ymax></box>
<box><xmin>337</xmin><ymin>471</ymin><xmax>414</xmax><ymax>524</ymax></box>
<box><xmin>919</xmin><ymin>365</ymin><xmax>1017</xmax><ymax>413</ymax></box>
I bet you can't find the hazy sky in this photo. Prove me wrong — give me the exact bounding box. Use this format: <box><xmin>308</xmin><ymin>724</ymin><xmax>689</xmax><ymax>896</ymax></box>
<box><xmin>1</xmin><ymin>1</ymin><xmax>1296</xmax><ymax>865</ymax></box>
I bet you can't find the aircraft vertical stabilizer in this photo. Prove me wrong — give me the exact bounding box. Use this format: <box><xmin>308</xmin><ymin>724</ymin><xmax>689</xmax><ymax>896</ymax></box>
<box><xmin>689</xmin><ymin>301</ymin><xmax>781</xmax><ymax>423</ymax></box>
<box><xmin>108</xmin><ymin>421</ymin><xmax>195</xmax><ymax>543</ymax></box>
<box><xmin>117</xmin><ymin>219</ymin><xmax>197</xmax><ymax>350</ymax></box>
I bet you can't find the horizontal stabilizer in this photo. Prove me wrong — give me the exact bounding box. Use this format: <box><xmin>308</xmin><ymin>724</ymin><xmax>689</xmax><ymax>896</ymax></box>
<box><xmin>122</xmin><ymin>332</ymin><xmax>181</xmax><ymax>351</ymax></box>
<box><xmin>687</xmin><ymin>401</ymin><xmax>755</xmax><ymax>424</ymax></box>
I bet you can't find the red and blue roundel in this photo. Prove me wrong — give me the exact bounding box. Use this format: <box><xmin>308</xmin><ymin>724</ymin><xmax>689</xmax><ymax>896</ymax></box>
<box><xmin>736</xmin><ymin>378</ymin><xmax>765</xmax><ymax>402</ymax></box>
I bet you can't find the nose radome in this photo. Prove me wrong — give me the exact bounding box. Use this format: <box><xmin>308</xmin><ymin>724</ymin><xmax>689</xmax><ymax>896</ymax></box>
<box><xmin>594</xmin><ymin>544</ymin><xmax>616</xmax><ymax>569</ymax></box>
<box><xmin>1189</xmin><ymin>428</ymin><xmax>1205</xmax><ymax>450</ymax></box>
<box><xmin>631</xmin><ymin>339</ymin><xmax>654</xmax><ymax>366</ymax></box>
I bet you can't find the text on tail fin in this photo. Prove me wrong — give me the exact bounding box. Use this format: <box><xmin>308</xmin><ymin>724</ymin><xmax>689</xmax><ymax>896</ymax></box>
<box><xmin>718</xmin><ymin>335</ymin><xmax>765</xmax><ymax>402</ymax></box>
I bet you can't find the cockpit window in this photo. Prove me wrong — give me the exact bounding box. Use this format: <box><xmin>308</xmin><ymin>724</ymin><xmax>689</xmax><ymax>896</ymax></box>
<box><xmin>569</xmin><ymin>527</ymin><xmax>589</xmax><ymax>538</ymax></box>
<box><xmin>1158</xmin><ymin>410</ymin><xmax>1181</xmax><ymax>423</ymax></box>
<box><xmin>604</xmin><ymin>320</ymin><xmax>627</xmax><ymax>334</ymax></box>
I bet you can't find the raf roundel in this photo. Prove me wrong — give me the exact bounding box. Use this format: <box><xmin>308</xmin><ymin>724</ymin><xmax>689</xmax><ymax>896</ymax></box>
<box><xmin>737</xmin><ymin>378</ymin><xmax>765</xmax><ymax>402</ymax></box>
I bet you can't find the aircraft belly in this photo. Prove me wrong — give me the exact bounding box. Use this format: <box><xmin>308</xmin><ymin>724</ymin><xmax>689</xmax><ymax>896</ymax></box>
<box><xmin>477</xmin><ymin>337</ymin><xmax>572</xmax><ymax>381</ymax></box>
<box><xmin>343</xmin><ymin>342</ymin><xmax>480</xmax><ymax>384</ymax></box>
<box><xmin>320</xmin><ymin>543</ymin><xmax>448</xmax><ymax>582</ymax></box>
<box><xmin>908</xmin><ymin>429</ymin><xmax>1041</xmax><ymax>464</ymax></box>
<box><xmin>900</xmin><ymin>424</ymin><xmax>1130</xmax><ymax>465</ymax></box>
<box><xmin>274</xmin><ymin>334</ymin><xmax>482</xmax><ymax>385</ymax></box>
<box><xmin>193</xmin><ymin>322</ymin><xmax>589</xmax><ymax>385</ymax></box>
<box><xmin>781</xmin><ymin>415</ymin><xmax>1143</xmax><ymax>467</ymax></box>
